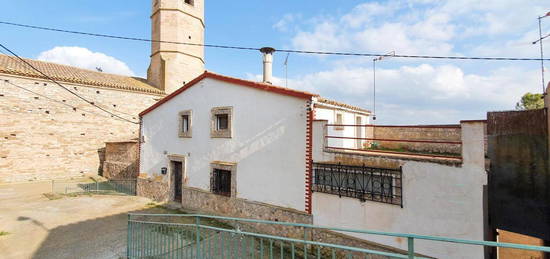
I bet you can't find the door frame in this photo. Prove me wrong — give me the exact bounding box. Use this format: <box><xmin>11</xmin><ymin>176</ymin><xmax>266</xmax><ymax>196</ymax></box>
<box><xmin>167</xmin><ymin>154</ymin><xmax>186</xmax><ymax>202</ymax></box>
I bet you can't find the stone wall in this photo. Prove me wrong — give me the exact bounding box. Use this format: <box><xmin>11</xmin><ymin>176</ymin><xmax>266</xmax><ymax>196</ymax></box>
<box><xmin>180</xmin><ymin>186</ymin><xmax>409</xmax><ymax>258</ymax></box>
<box><xmin>373</xmin><ymin>125</ymin><xmax>461</xmax><ymax>154</ymax></box>
<box><xmin>102</xmin><ymin>141</ymin><xmax>139</xmax><ymax>179</ymax></box>
<box><xmin>136</xmin><ymin>177</ymin><xmax>169</xmax><ymax>202</ymax></box>
<box><xmin>0</xmin><ymin>74</ymin><xmax>162</xmax><ymax>183</ymax></box>
<box><xmin>182</xmin><ymin>186</ymin><xmax>312</xmax><ymax>238</ymax></box>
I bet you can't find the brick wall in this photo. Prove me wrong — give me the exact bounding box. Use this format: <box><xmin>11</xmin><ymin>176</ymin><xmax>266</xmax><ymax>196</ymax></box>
<box><xmin>0</xmin><ymin>74</ymin><xmax>162</xmax><ymax>183</ymax></box>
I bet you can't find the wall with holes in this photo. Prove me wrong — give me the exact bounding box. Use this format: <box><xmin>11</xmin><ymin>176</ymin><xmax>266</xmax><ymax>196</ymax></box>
<box><xmin>311</xmin><ymin>120</ymin><xmax>488</xmax><ymax>259</ymax></box>
<box><xmin>0</xmin><ymin>74</ymin><xmax>162</xmax><ymax>183</ymax></box>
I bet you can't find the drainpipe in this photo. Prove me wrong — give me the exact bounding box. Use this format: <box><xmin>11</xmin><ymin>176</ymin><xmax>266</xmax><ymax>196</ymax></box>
<box><xmin>260</xmin><ymin>47</ymin><xmax>275</xmax><ymax>84</ymax></box>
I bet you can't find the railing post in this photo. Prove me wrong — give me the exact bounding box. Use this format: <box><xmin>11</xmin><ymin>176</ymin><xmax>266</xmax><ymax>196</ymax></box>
<box><xmin>126</xmin><ymin>214</ymin><xmax>130</xmax><ymax>258</ymax></box>
<box><xmin>195</xmin><ymin>216</ymin><xmax>201</xmax><ymax>259</ymax></box>
<box><xmin>304</xmin><ymin>227</ymin><xmax>308</xmax><ymax>259</ymax></box>
<box><xmin>407</xmin><ymin>237</ymin><xmax>414</xmax><ymax>259</ymax></box>
<box><xmin>96</xmin><ymin>181</ymin><xmax>99</xmax><ymax>193</ymax></box>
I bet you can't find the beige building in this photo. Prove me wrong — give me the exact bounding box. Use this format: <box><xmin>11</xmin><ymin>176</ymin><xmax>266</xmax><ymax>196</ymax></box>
<box><xmin>0</xmin><ymin>0</ymin><xmax>205</xmax><ymax>183</ymax></box>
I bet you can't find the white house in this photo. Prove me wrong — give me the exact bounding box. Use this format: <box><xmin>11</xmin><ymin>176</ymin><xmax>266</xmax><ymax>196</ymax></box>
<box><xmin>138</xmin><ymin>45</ymin><xmax>488</xmax><ymax>258</ymax></box>
<box><xmin>138</xmin><ymin>71</ymin><xmax>370</xmax><ymax>213</ymax></box>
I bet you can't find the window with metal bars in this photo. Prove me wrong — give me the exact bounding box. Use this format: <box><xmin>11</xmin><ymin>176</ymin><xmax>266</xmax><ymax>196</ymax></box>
<box><xmin>211</xmin><ymin>168</ymin><xmax>231</xmax><ymax>196</ymax></box>
<box><xmin>313</xmin><ymin>163</ymin><xmax>402</xmax><ymax>207</ymax></box>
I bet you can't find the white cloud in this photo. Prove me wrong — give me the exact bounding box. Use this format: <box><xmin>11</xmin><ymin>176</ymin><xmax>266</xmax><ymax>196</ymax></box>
<box><xmin>267</xmin><ymin>0</ymin><xmax>550</xmax><ymax>124</ymax></box>
<box><xmin>249</xmin><ymin>64</ymin><xmax>542</xmax><ymax>124</ymax></box>
<box><xmin>37</xmin><ymin>46</ymin><xmax>135</xmax><ymax>76</ymax></box>
<box><xmin>279</xmin><ymin>0</ymin><xmax>549</xmax><ymax>56</ymax></box>
<box><xmin>273</xmin><ymin>14</ymin><xmax>301</xmax><ymax>32</ymax></box>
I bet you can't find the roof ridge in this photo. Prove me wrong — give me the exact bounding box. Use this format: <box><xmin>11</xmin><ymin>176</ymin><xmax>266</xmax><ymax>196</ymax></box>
<box><xmin>0</xmin><ymin>54</ymin><xmax>164</xmax><ymax>95</ymax></box>
<box><xmin>0</xmin><ymin>54</ymin><xmax>145</xmax><ymax>80</ymax></box>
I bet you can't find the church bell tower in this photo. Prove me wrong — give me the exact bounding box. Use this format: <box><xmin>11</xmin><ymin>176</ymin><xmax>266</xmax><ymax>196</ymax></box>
<box><xmin>148</xmin><ymin>0</ymin><xmax>205</xmax><ymax>93</ymax></box>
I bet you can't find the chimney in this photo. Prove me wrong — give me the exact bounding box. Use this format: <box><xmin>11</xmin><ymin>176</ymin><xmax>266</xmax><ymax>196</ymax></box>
<box><xmin>260</xmin><ymin>47</ymin><xmax>275</xmax><ymax>84</ymax></box>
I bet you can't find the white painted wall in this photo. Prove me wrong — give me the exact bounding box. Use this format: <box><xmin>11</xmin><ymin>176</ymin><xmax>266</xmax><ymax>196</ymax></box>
<box><xmin>312</xmin><ymin>120</ymin><xmax>488</xmax><ymax>259</ymax></box>
<box><xmin>314</xmin><ymin>106</ymin><xmax>370</xmax><ymax>149</ymax></box>
<box><xmin>140</xmin><ymin>77</ymin><xmax>308</xmax><ymax>211</ymax></box>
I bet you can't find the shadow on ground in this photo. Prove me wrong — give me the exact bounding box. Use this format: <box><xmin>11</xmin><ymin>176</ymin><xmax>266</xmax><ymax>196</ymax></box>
<box><xmin>30</xmin><ymin>201</ymin><xmax>208</xmax><ymax>259</ymax></box>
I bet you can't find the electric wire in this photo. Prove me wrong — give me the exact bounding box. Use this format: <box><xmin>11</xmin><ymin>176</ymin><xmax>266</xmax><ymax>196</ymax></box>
<box><xmin>2</xmin><ymin>80</ymin><xmax>135</xmax><ymax>122</ymax></box>
<box><xmin>0</xmin><ymin>43</ymin><xmax>139</xmax><ymax>124</ymax></box>
<box><xmin>1</xmin><ymin>21</ymin><xmax>549</xmax><ymax>61</ymax></box>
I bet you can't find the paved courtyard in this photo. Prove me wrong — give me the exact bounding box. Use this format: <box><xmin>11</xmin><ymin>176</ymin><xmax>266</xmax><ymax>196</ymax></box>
<box><xmin>0</xmin><ymin>180</ymin><xmax>154</xmax><ymax>259</ymax></box>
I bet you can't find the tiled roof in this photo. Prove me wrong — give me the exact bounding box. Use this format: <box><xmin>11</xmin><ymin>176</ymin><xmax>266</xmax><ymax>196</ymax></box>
<box><xmin>140</xmin><ymin>71</ymin><xmax>319</xmax><ymax>116</ymax></box>
<box><xmin>0</xmin><ymin>54</ymin><xmax>164</xmax><ymax>95</ymax></box>
<box><xmin>316</xmin><ymin>97</ymin><xmax>371</xmax><ymax>114</ymax></box>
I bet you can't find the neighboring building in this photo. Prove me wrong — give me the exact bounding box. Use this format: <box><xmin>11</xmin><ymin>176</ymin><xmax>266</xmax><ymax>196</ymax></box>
<box><xmin>0</xmin><ymin>0</ymin><xmax>205</xmax><ymax>182</ymax></box>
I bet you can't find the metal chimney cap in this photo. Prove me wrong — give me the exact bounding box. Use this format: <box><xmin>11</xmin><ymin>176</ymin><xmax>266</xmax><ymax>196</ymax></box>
<box><xmin>260</xmin><ymin>47</ymin><xmax>276</xmax><ymax>54</ymax></box>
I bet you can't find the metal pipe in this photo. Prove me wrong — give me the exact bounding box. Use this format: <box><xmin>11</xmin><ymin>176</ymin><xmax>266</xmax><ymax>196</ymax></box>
<box><xmin>260</xmin><ymin>47</ymin><xmax>276</xmax><ymax>84</ymax></box>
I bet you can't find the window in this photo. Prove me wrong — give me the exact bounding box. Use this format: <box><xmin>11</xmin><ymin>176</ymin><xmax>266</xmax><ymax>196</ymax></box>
<box><xmin>312</xmin><ymin>163</ymin><xmax>403</xmax><ymax>206</ymax></box>
<box><xmin>335</xmin><ymin>112</ymin><xmax>344</xmax><ymax>130</ymax></box>
<box><xmin>184</xmin><ymin>0</ymin><xmax>194</xmax><ymax>6</ymax></box>
<box><xmin>210</xmin><ymin>162</ymin><xmax>236</xmax><ymax>197</ymax></box>
<box><xmin>211</xmin><ymin>169</ymin><xmax>231</xmax><ymax>196</ymax></box>
<box><xmin>216</xmin><ymin>114</ymin><xmax>229</xmax><ymax>130</ymax></box>
<box><xmin>178</xmin><ymin>110</ymin><xmax>192</xmax><ymax>138</ymax></box>
<box><xmin>211</xmin><ymin>107</ymin><xmax>233</xmax><ymax>138</ymax></box>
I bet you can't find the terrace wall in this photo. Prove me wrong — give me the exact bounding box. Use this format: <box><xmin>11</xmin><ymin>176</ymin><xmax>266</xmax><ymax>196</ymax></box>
<box><xmin>312</xmin><ymin>120</ymin><xmax>488</xmax><ymax>259</ymax></box>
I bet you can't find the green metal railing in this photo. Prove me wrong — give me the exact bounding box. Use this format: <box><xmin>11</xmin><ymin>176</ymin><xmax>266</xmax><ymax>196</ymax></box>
<box><xmin>127</xmin><ymin>213</ymin><xmax>550</xmax><ymax>259</ymax></box>
<box><xmin>52</xmin><ymin>179</ymin><xmax>136</xmax><ymax>195</ymax></box>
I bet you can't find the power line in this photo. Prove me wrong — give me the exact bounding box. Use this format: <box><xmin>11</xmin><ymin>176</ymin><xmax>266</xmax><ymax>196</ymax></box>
<box><xmin>1</xmin><ymin>20</ymin><xmax>549</xmax><ymax>61</ymax></box>
<box><xmin>2</xmin><ymin>80</ymin><xmax>135</xmax><ymax>122</ymax></box>
<box><xmin>0</xmin><ymin>43</ymin><xmax>139</xmax><ymax>124</ymax></box>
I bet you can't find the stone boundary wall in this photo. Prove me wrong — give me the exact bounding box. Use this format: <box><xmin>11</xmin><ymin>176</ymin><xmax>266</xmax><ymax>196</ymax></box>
<box><xmin>181</xmin><ymin>187</ymin><xmax>408</xmax><ymax>258</ymax></box>
<box><xmin>137</xmin><ymin>177</ymin><xmax>169</xmax><ymax>202</ymax></box>
<box><xmin>373</xmin><ymin>125</ymin><xmax>461</xmax><ymax>154</ymax></box>
<box><xmin>102</xmin><ymin>141</ymin><xmax>139</xmax><ymax>179</ymax></box>
<box><xmin>0</xmin><ymin>74</ymin><xmax>162</xmax><ymax>183</ymax></box>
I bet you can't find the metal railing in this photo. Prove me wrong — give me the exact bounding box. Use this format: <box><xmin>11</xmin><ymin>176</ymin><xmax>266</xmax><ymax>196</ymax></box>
<box><xmin>324</xmin><ymin>124</ymin><xmax>462</xmax><ymax>160</ymax></box>
<box><xmin>51</xmin><ymin>179</ymin><xmax>136</xmax><ymax>195</ymax></box>
<box><xmin>127</xmin><ymin>213</ymin><xmax>550</xmax><ymax>259</ymax></box>
<box><xmin>313</xmin><ymin>162</ymin><xmax>403</xmax><ymax>207</ymax></box>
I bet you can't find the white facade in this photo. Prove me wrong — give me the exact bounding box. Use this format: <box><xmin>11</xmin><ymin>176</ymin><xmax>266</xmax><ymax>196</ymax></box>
<box><xmin>311</xmin><ymin>120</ymin><xmax>488</xmax><ymax>259</ymax></box>
<box><xmin>140</xmin><ymin>76</ymin><xmax>310</xmax><ymax>210</ymax></box>
<box><xmin>314</xmin><ymin>104</ymin><xmax>370</xmax><ymax>149</ymax></box>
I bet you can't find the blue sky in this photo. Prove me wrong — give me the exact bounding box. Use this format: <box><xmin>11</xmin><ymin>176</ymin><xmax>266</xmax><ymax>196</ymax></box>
<box><xmin>2</xmin><ymin>0</ymin><xmax>550</xmax><ymax>124</ymax></box>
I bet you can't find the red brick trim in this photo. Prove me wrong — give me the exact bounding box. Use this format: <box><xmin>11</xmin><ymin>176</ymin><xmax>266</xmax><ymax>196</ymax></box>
<box><xmin>139</xmin><ymin>71</ymin><xmax>317</xmax><ymax>117</ymax></box>
<box><xmin>305</xmin><ymin>103</ymin><xmax>314</xmax><ymax>214</ymax></box>
<box><xmin>137</xmin><ymin>119</ymin><xmax>143</xmax><ymax>178</ymax></box>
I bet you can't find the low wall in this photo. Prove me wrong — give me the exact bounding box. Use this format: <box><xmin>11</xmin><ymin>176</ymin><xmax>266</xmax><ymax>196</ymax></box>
<box><xmin>182</xmin><ymin>186</ymin><xmax>311</xmax><ymax>238</ymax></box>
<box><xmin>102</xmin><ymin>141</ymin><xmax>139</xmax><ymax>179</ymax></box>
<box><xmin>373</xmin><ymin>125</ymin><xmax>461</xmax><ymax>154</ymax></box>
<box><xmin>181</xmin><ymin>186</ymin><xmax>409</xmax><ymax>258</ymax></box>
<box><xmin>137</xmin><ymin>177</ymin><xmax>169</xmax><ymax>202</ymax></box>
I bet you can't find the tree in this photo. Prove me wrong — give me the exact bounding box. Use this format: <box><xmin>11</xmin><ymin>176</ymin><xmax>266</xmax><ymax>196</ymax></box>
<box><xmin>516</xmin><ymin>92</ymin><xmax>544</xmax><ymax>110</ymax></box>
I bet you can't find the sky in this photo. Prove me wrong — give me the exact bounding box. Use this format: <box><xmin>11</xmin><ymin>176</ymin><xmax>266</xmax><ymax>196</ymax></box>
<box><xmin>2</xmin><ymin>0</ymin><xmax>550</xmax><ymax>124</ymax></box>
